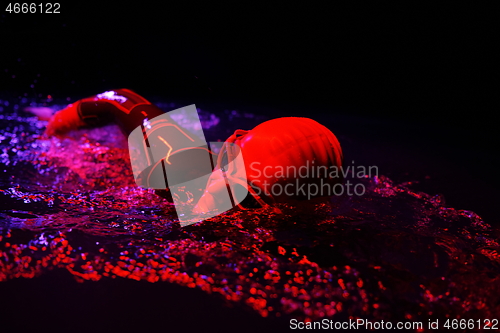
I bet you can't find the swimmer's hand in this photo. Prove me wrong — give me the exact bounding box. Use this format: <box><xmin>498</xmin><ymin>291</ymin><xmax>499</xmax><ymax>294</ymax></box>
<box><xmin>45</xmin><ymin>103</ymin><xmax>87</xmax><ymax>137</ymax></box>
<box><xmin>25</xmin><ymin>104</ymin><xmax>86</xmax><ymax>137</ymax></box>
<box><xmin>24</xmin><ymin>106</ymin><xmax>54</xmax><ymax>121</ymax></box>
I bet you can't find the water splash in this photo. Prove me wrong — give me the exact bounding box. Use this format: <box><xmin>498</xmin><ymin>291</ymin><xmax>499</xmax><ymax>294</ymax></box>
<box><xmin>0</xmin><ymin>96</ymin><xmax>499</xmax><ymax>324</ymax></box>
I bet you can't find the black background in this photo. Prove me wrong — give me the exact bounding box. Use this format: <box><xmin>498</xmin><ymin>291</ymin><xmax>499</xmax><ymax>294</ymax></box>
<box><xmin>0</xmin><ymin>3</ymin><xmax>495</xmax><ymax>129</ymax></box>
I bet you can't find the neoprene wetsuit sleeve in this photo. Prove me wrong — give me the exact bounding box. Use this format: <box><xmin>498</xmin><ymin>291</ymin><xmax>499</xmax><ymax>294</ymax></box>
<box><xmin>45</xmin><ymin>89</ymin><xmax>214</xmax><ymax>202</ymax></box>
<box><xmin>47</xmin><ymin>89</ymin><xmax>172</xmax><ymax>137</ymax></box>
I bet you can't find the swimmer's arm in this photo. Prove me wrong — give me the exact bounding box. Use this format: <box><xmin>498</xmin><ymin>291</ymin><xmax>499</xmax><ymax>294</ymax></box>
<box><xmin>29</xmin><ymin>89</ymin><xmax>165</xmax><ymax>137</ymax></box>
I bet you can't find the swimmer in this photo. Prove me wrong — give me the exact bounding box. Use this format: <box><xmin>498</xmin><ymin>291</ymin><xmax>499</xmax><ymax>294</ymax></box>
<box><xmin>34</xmin><ymin>89</ymin><xmax>343</xmax><ymax>215</ymax></box>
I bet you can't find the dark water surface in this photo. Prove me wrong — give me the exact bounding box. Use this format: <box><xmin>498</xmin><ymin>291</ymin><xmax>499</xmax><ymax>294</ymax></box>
<box><xmin>0</xmin><ymin>95</ymin><xmax>499</xmax><ymax>332</ymax></box>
